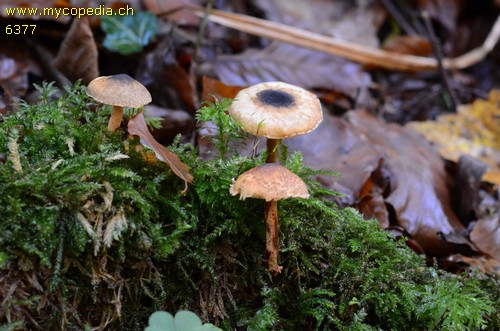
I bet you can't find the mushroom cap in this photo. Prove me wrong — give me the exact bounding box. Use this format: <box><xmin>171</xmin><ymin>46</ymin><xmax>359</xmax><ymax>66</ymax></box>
<box><xmin>228</xmin><ymin>81</ymin><xmax>323</xmax><ymax>139</ymax></box>
<box><xmin>86</xmin><ymin>74</ymin><xmax>152</xmax><ymax>108</ymax></box>
<box><xmin>230</xmin><ymin>163</ymin><xmax>310</xmax><ymax>201</ymax></box>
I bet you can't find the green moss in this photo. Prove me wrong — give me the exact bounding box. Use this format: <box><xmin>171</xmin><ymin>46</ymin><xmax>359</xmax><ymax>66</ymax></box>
<box><xmin>0</xmin><ymin>83</ymin><xmax>498</xmax><ymax>330</ymax></box>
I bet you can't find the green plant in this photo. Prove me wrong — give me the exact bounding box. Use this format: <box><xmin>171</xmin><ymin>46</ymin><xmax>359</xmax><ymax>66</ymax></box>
<box><xmin>145</xmin><ymin>310</ymin><xmax>222</xmax><ymax>331</ymax></box>
<box><xmin>101</xmin><ymin>11</ymin><xmax>159</xmax><ymax>55</ymax></box>
<box><xmin>0</xmin><ymin>83</ymin><xmax>498</xmax><ymax>330</ymax></box>
<box><xmin>195</xmin><ymin>97</ymin><xmax>247</xmax><ymax>158</ymax></box>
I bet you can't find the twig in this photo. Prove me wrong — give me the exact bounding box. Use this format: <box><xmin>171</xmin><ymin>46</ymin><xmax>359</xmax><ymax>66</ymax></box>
<box><xmin>421</xmin><ymin>10</ymin><xmax>459</xmax><ymax>111</ymax></box>
<box><xmin>162</xmin><ymin>6</ymin><xmax>500</xmax><ymax>72</ymax></box>
<box><xmin>194</xmin><ymin>0</ymin><xmax>214</xmax><ymax>62</ymax></box>
<box><xmin>379</xmin><ymin>0</ymin><xmax>417</xmax><ymax>35</ymax></box>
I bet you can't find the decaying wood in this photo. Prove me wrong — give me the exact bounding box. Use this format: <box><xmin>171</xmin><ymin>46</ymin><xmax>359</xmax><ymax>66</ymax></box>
<box><xmin>171</xmin><ymin>6</ymin><xmax>500</xmax><ymax>72</ymax></box>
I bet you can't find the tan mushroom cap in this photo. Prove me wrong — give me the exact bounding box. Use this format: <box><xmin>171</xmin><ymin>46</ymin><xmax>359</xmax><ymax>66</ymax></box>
<box><xmin>230</xmin><ymin>163</ymin><xmax>309</xmax><ymax>202</ymax></box>
<box><xmin>86</xmin><ymin>74</ymin><xmax>152</xmax><ymax>108</ymax></box>
<box><xmin>228</xmin><ymin>81</ymin><xmax>323</xmax><ymax>139</ymax></box>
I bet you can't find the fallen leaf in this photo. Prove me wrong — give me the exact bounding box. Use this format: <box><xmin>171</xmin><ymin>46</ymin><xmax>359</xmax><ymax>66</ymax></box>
<box><xmin>253</xmin><ymin>0</ymin><xmax>384</xmax><ymax>47</ymax></box>
<box><xmin>470</xmin><ymin>215</ymin><xmax>500</xmax><ymax>261</ymax></box>
<box><xmin>201</xmin><ymin>76</ymin><xmax>243</xmax><ymax>102</ymax></box>
<box><xmin>448</xmin><ymin>254</ymin><xmax>500</xmax><ymax>275</ymax></box>
<box><xmin>382</xmin><ymin>35</ymin><xmax>432</xmax><ymax>56</ymax></box>
<box><xmin>211</xmin><ymin>42</ymin><xmax>372</xmax><ymax>98</ymax></box>
<box><xmin>451</xmin><ymin>155</ymin><xmax>488</xmax><ymax>222</ymax></box>
<box><xmin>53</xmin><ymin>16</ymin><xmax>99</xmax><ymax>84</ymax></box>
<box><xmin>286</xmin><ymin>110</ymin><xmax>469</xmax><ymax>257</ymax></box>
<box><xmin>144</xmin><ymin>0</ymin><xmax>200</xmax><ymax>25</ymax></box>
<box><xmin>144</xmin><ymin>104</ymin><xmax>194</xmax><ymax>145</ymax></box>
<box><xmin>356</xmin><ymin>158</ymin><xmax>390</xmax><ymax>228</ymax></box>
<box><xmin>127</xmin><ymin>111</ymin><xmax>193</xmax><ymax>192</ymax></box>
<box><xmin>137</xmin><ymin>37</ymin><xmax>197</xmax><ymax>114</ymax></box>
<box><xmin>407</xmin><ymin>90</ymin><xmax>500</xmax><ymax>185</ymax></box>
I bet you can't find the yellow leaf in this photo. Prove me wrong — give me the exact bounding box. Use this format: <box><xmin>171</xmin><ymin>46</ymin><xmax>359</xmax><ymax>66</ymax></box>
<box><xmin>407</xmin><ymin>89</ymin><xmax>500</xmax><ymax>185</ymax></box>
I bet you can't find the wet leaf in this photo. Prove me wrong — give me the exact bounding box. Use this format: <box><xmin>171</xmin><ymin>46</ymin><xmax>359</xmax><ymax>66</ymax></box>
<box><xmin>53</xmin><ymin>16</ymin><xmax>99</xmax><ymax>84</ymax></box>
<box><xmin>128</xmin><ymin>111</ymin><xmax>193</xmax><ymax>192</ymax></box>
<box><xmin>101</xmin><ymin>11</ymin><xmax>159</xmax><ymax>55</ymax></box>
<box><xmin>212</xmin><ymin>42</ymin><xmax>371</xmax><ymax>97</ymax></box>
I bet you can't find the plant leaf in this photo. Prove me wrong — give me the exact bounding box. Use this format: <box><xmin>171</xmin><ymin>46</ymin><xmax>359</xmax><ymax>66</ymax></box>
<box><xmin>211</xmin><ymin>42</ymin><xmax>371</xmax><ymax>98</ymax></box>
<box><xmin>128</xmin><ymin>111</ymin><xmax>193</xmax><ymax>192</ymax></box>
<box><xmin>53</xmin><ymin>16</ymin><xmax>99</xmax><ymax>84</ymax></box>
<box><xmin>145</xmin><ymin>310</ymin><xmax>222</xmax><ymax>331</ymax></box>
<box><xmin>100</xmin><ymin>11</ymin><xmax>159</xmax><ymax>55</ymax></box>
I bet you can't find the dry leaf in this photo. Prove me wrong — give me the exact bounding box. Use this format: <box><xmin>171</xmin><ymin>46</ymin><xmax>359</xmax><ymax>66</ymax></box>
<box><xmin>201</xmin><ymin>76</ymin><xmax>243</xmax><ymax>102</ymax></box>
<box><xmin>286</xmin><ymin>110</ymin><xmax>468</xmax><ymax>257</ymax></box>
<box><xmin>127</xmin><ymin>111</ymin><xmax>193</xmax><ymax>192</ymax></box>
<box><xmin>212</xmin><ymin>42</ymin><xmax>371</xmax><ymax>98</ymax></box>
<box><xmin>382</xmin><ymin>35</ymin><xmax>432</xmax><ymax>56</ymax></box>
<box><xmin>254</xmin><ymin>0</ymin><xmax>383</xmax><ymax>47</ymax></box>
<box><xmin>53</xmin><ymin>16</ymin><xmax>99</xmax><ymax>84</ymax></box>
<box><xmin>144</xmin><ymin>0</ymin><xmax>200</xmax><ymax>25</ymax></box>
<box><xmin>470</xmin><ymin>215</ymin><xmax>500</xmax><ymax>261</ymax></box>
<box><xmin>137</xmin><ymin>38</ymin><xmax>197</xmax><ymax>114</ymax></box>
<box><xmin>407</xmin><ymin>90</ymin><xmax>500</xmax><ymax>185</ymax></box>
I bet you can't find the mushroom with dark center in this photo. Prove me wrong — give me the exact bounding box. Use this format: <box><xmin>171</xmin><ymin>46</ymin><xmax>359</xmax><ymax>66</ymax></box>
<box><xmin>230</xmin><ymin>163</ymin><xmax>310</xmax><ymax>275</ymax></box>
<box><xmin>229</xmin><ymin>81</ymin><xmax>323</xmax><ymax>163</ymax></box>
<box><xmin>86</xmin><ymin>74</ymin><xmax>152</xmax><ymax>132</ymax></box>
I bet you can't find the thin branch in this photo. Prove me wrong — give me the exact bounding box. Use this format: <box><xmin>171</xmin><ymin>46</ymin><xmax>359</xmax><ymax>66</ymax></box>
<box><xmin>379</xmin><ymin>0</ymin><xmax>417</xmax><ymax>35</ymax></box>
<box><xmin>422</xmin><ymin>10</ymin><xmax>459</xmax><ymax>111</ymax></box>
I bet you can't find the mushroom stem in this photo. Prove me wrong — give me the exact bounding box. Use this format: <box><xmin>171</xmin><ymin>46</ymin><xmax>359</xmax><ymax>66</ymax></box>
<box><xmin>264</xmin><ymin>200</ymin><xmax>283</xmax><ymax>275</ymax></box>
<box><xmin>266</xmin><ymin>138</ymin><xmax>280</xmax><ymax>163</ymax></box>
<box><xmin>108</xmin><ymin>105</ymin><xmax>124</xmax><ymax>131</ymax></box>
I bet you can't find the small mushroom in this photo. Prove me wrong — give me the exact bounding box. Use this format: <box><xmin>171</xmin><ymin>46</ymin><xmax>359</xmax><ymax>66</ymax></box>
<box><xmin>229</xmin><ymin>82</ymin><xmax>322</xmax><ymax>163</ymax></box>
<box><xmin>230</xmin><ymin>163</ymin><xmax>309</xmax><ymax>275</ymax></box>
<box><xmin>87</xmin><ymin>74</ymin><xmax>152</xmax><ymax>131</ymax></box>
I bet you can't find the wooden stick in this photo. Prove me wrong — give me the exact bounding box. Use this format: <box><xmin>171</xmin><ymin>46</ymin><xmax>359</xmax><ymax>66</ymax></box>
<box><xmin>172</xmin><ymin>6</ymin><xmax>500</xmax><ymax>72</ymax></box>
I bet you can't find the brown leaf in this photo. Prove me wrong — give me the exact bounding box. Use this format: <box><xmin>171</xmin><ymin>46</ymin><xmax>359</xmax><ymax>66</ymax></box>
<box><xmin>144</xmin><ymin>0</ymin><xmax>200</xmax><ymax>25</ymax></box>
<box><xmin>254</xmin><ymin>0</ymin><xmax>384</xmax><ymax>47</ymax></box>
<box><xmin>144</xmin><ymin>104</ymin><xmax>194</xmax><ymax>145</ymax></box>
<box><xmin>356</xmin><ymin>158</ymin><xmax>390</xmax><ymax>228</ymax></box>
<box><xmin>137</xmin><ymin>38</ymin><xmax>197</xmax><ymax>114</ymax></box>
<box><xmin>53</xmin><ymin>16</ymin><xmax>99</xmax><ymax>84</ymax></box>
<box><xmin>212</xmin><ymin>42</ymin><xmax>371</xmax><ymax>98</ymax></box>
<box><xmin>201</xmin><ymin>76</ymin><xmax>243</xmax><ymax>102</ymax></box>
<box><xmin>286</xmin><ymin>110</ymin><xmax>469</xmax><ymax>257</ymax></box>
<box><xmin>470</xmin><ymin>215</ymin><xmax>500</xmax><ymax>261</ymax></box>
<box><xmin>127</xmin><ymin>111</ymin><xmax>193</xmax><ymax>192</ymax></box>
<box><xmin>382</xmin><ymin>35</ymin><xmax>432</xmax><ymax>57</ymax></box>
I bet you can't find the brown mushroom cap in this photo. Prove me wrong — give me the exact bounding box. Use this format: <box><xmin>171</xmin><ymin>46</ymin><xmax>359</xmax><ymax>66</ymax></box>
<box><xmin>86</xmin><ymin>74</ymin><xmax>152</xmax><ymax>108</ymax></box>
<box><xmin>230</xmin><ymin>163</ymin><xmax>309</xmax><ymax>201</ymax></box>
<box><xmin>228</xmin><ymin>81</ymin><xmax>323</xmax><ymax>139</ymax></box>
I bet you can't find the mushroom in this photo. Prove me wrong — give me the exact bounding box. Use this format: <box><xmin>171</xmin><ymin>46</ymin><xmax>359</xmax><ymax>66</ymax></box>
<box><xmin>228</xmin><ymin>81</ymin><xmax>322</xmax><ymax>163</ymax></box>
<box><xmin>86</xmin><ymin>74</ymin><xmax>152</xmax><ymax>131</ymax></box>
<box><xmin>230</xmin><ymin>163</ymin><xmax>309</xmax><ymax>275</ymax></box>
